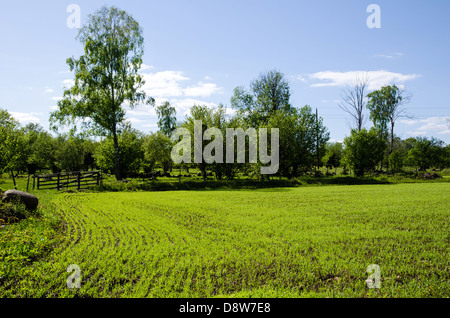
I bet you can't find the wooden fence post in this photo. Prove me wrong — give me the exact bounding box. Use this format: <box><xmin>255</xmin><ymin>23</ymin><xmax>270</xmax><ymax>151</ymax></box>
<box><xmin>57</xmin><ymin>174</ymin><xmax>60</xmax><ymax>191</ymax></box>
<box><xmin>78</xmin><ymin>172</ymin><xmax>81</xmax><ymax>190</ymax></box>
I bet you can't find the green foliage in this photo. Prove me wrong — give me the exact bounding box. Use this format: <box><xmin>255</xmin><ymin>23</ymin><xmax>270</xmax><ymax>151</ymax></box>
<box><xmin>49</xmin><ymin>6</ymin><xmax>151</xmax><ymax>180</ymax></box>
<box><xmin>0</xmin><ymin>190</ymin><xmax>60</xmax><ymax>287</ymax></box>
<box><xmin>267</xmin><ymin>106</ymin><xmax>329</xmax><ymax>178</ymax></box>
<box><xmin>388</xmin><ymin>150</ymin><xmax>405</xmax><ymax>173</ymax></box>
<box><xmin>366</xmin><ymin>85</ymin><xmax>409</xmax><ymax>154</ymax></box>
<box><xmin>323</xmin><ymin>142</ymin><xmax>343</xmax><ymax>173</ymax></box>
<box><xmin>156</xmin><ymin>101</ymin><xmax>177</xmax><ymax>137</ymax></box>
<box><xmin>181</xmin><ymin>104</ymin><xmax>228</xmax><ymax>180</ymax></box>
<box><xmin>0</xmin><ymin>109</ymin><xmax>27</xmax><ymax>175</ymax></box>
<box><xmin>94</xmin><ymin>125</ymin><xmax>144</xmax><ymax>177</ymax></box>
<box><xmin>407</xmin><ymin>137</ymin><xmax>448</xmax><ymax>170</ymax></box>
<box><xmin>231</xmin><ymin>70</ymin><xmax>291</xmax><ymax>126</ymax></box>
<box><xmin>343</xmin><ymin>128</ymin><xmax>386</xmax><ymax>177</ymax></box>
<box><xmin>21</xmin><ymin>123</ymin><xmax>56</xmax><ymax>173</ymax></box>
<box><xmin>53</xmin><ymin>136</ymin><xmax>86</xmax><ymax>172</ymax></box>
<box><xmin>142</xmin><ymin>132</ymin><xmax>173</xmax><ymax>173</ymax></box>
<box><xmin>0</xmin><ymin>200</ymin><xmax>35</xmax><ymax>224</ymax></box>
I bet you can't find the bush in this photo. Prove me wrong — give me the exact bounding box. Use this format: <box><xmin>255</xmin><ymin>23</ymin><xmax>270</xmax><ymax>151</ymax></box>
<box><xmin>343</xmin><ymin>129</ymin><xmax>386</xmax><ymax>177</ymax></box>
<box><xmin>0</xmin><ymin>190</ymin><xmax>42</xmax><ymax>224</ymax></box>
<box><xmin>0</xmin><ymin>200</ymin><xmax>36</xmax><ymax>225</ymax></box>
<box><xmin>416</xmin><ymin>172</ymin><xmax>443</xmax><ymax>180</ymax></box>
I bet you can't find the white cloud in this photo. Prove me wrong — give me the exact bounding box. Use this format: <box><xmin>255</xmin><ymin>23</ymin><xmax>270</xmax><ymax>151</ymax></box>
<box><xmin>44</xmin><ymin>87</ymin><xmax>54</xmax><ymax>94</ymax></box>
<box><xmin>225</xmin><ymin>108</ymin><xmax>236</xmax><ymax>117</ymax></box>
<box><xmin>62</xmin><ymin>79</ymin><xmax>75</xmax><ymax>88</ymax></box>
<box><xmin>401</xmin><ymin>116</ymin><xmax>450</xmax><ymax>136</ymax></box>
<box><xmin>406</xmin><ymin>130</ymin><xmax>426</xmax><ymax>137</ymax></box>
<box><xmin>320</xmin><ymin>99</ymin><xmax>341</xmax><ymax>104</ymax></box>
<box><xmin>127</xmin><ymin>96</ymin><xmax>221</xmax><ymax>120</ymax></box>
<box><xmin>142</xmin><ymin>123</ymin><xmax>158</xmax><ymax>129</ymax></box>
<box><xmin>374</xmin><ymin>53</ymin><xmax>405</xmax><ymax>59</ymax></box>
<box><xmin>328</xmin><ymin>138</ymin><xmax>344</xmax><ymax>144</ymax></box>
<box><xmin>140</xmin><ymin>64</ymin><xmax>154</xmax><ymax>71</ymax></box>
<box><xmin>184</xmin><ymin>82</ymin><xmax>222</xmax><ymax>97</ymax></box>
<box><xmin>51</xmin><ymin>96</ymin><xmax>63</xmax><ymax>101</ymax></box>
<box><xmin>10</xmin><ymin>112</ymin><xmax>42</xmax><ymax>124</ymax></box>
<box><xmin>127</xmin><ymin>117</ymin><xmax>147</xmax><ymax>124</ymax></box>
<box><xmin>127</xmin><ymin>105</ymin><xmax>157</xmax><ymax>117</ymax></box>
<box><xmin>295</xmin><ymin>75</ymin><xmax>307</xmax><ymax>82</ymax></box>
<box><xmin>140</xmin><ymin>70</ymin><xmax>223</xmax><ymax>99</ymax></box>
<box><xmin>141</xmin><ymin>71</ymin><xmax>189</xmax><ymax>98</ymax></box>
<box><xmin>309</xmin><ymin>70</ymin><xmax>420</xmax><ymax>91</ymax></box>
<box><xmin>170</xmin><ymin>98</ymin><xmax>218</xmax><ymax>116</ymax></box>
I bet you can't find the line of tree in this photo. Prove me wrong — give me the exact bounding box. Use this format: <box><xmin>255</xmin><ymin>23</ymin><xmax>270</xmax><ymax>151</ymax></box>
<box><xmin>1</xmin><ymin>6</ymin><xmax>449</xmax><ymax>183</ymax></box>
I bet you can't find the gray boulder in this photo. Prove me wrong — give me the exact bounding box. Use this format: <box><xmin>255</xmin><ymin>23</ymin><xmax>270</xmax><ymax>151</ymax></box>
<box><xmin>2</xmin><ymin>190</ymin><xmax>39</xmax><ymax>211</ymax></box>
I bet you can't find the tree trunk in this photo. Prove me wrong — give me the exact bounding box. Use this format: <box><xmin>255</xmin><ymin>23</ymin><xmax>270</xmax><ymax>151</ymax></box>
<box><xmin>358</xmin><ymin>113</ymin><xmax>362</xmax><ymax>132</ymax></box>
<box><xmin>316</xmin><ymin>108</ymin><xmax>320</xmax><ymax>170</ymax></box>
<box><xmin>11</xmin><ymin>170</ymin><xmax>17</xmax><ymax>190</ymax></box>
<box><xmin>390</xmin><ymin>122</ymin><xmax>395</xmax><ymax>155</ymax></box>
<box><xmin>112</xmin><ymin>128</ymin><xmax>122</xmax><ymax>181</ymax></box>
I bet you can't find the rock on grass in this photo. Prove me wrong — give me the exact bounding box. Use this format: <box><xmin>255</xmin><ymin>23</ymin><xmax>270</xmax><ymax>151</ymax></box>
<box><xmin>2</xmin><ymin>190</ymin><xmax>39</xmax><ymax>211</ymax></box>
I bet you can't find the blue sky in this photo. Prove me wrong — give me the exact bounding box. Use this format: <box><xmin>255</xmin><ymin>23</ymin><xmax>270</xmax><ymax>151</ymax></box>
<box><xmin>1</xmin><ymin>0</ymin><xmax>449</xmax><ymax>144</ymax></box>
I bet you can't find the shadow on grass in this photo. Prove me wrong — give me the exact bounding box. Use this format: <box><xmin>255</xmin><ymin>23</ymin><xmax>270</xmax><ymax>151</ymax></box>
<box><xmin>93</xmin><ymin>176</ymin><xmax>394</xmax><ymax>192</ymax></box>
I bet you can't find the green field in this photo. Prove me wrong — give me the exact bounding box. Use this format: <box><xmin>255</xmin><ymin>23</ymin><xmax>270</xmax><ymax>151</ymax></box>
<box><xmin>1</xmin><ymin>182</ymin><xmax>449</xmax><ymax>298</ymax></box>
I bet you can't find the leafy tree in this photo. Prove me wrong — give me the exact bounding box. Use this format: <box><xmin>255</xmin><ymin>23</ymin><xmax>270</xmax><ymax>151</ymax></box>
<box><xmin>82</xmin><ymin>139</ymin><xmax>98</xmax><ymax>171</ymax></box>
<box><xmin>50</xmin><ymin>6</ymin><xmax>152</xmax><ymax>181</ymax></box>
<box><xmin>94</xmin><ymin>124</ymin><xmax>144</xmax><ymax>178</ymax></box>
<box><xmin>366</xmin><ymin>85</ymin><xmax>410</xmax><ymax>155</ymax></box>
<box><xmin>142</xmin><ymin>132</ymin><xmax>173</xmax><ymax>173</ymax></box>
<box><xmin>267</xmin><ymin>106</ymin><xmax>329</xmax><ymax>178</ymax></box>
<box><xmin>265</xmin><ymin>110</ymin><xmax>298</xmax><ymax>178</ymax></box>
<box><xmin>441</xmin><ymin>145</ymin><xmax>450</xmax><ymax>169</ymax></box>
<box><xmin>156</xmin><ymin>101</ymin><xmax>177</xmax><ymax>137</ymax></box>
<box><xmin>343</xmin><ymin>128</ymin><xmax>386</xmax><ymax>177</ymax></box>
<box><xmin>180</xmin><ymin>104</ymin><xmax>228</xmax><ymax>180</ymax></box>
<box><xmin>388</xmin><ymin>150</ymin><xmax>405</xmax><ymax>173</ymax></box>
<box><xmin>323</xmin><ymin>142</ymin><xmax>343</xmax><ymax>174</ymax></box>
<box><xmin>407</xmin><ymin>137</ymin><xmax>446</xmax><ymax>171</ymax></box>
<box><xmin>0</xmin><ymin>109</ymin><xmax>27</xmax><ymax>188</ymax></box>
<box><xmin>22</xmin><ymin>123</ymin><xmax>56</xmax><ymax>173</ymax></box>
<box><xmin>0</xmin><ymin>109</ymin><xmax>19</xmax><ymax>170</ymax></box>
<box><xmin>53</xmin><ymin>136</ymin><xmax>86</xmax><ymax>172</ymax></box>
<box><xmin>231</xmin><ymin>70</ymin><xmax>291</xmax><ymax>126</ymax></box>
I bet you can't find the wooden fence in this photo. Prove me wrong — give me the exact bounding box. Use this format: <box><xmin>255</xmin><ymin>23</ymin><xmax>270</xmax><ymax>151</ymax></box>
<box><xmin>32</xmin><ymin>171</ymin><xmax>102</xmax><ymax>190</ymax></box>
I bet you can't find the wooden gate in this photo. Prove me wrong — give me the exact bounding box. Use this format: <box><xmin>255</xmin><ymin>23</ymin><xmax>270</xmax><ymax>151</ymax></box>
<box><xmin>33</xmin><ymin>171</ymin><xmax>102</xmax><ymax>190</ymax></box>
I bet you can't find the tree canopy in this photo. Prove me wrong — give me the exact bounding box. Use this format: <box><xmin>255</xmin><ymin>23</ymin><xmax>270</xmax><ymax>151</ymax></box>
<box><xmin>50</xmin><ymin>6</ymin><xmax>152</xmax><ymax>180</ymax></box>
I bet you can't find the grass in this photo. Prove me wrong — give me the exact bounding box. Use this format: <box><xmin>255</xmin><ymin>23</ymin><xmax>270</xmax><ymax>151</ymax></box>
<box><xmin>0</xmin><ymin>181</ymin><xmax>448</xmax><ymax>298</ymax></box>
<box><xmin>0</xmin><ymin>189</ymin><xmax>62</xmax><ymax>291</ymax></box>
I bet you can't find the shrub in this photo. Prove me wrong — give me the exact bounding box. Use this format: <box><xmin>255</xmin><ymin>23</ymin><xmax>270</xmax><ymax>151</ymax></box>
<box><xmin>343</xmin><ymin>129</ymin><xmax>386</xmax><ymax>177</ymax></box>
<box><xmin>0</xmin><ymin>199</ymin><xmax>38</xmax><ymax>224</ymax></box>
